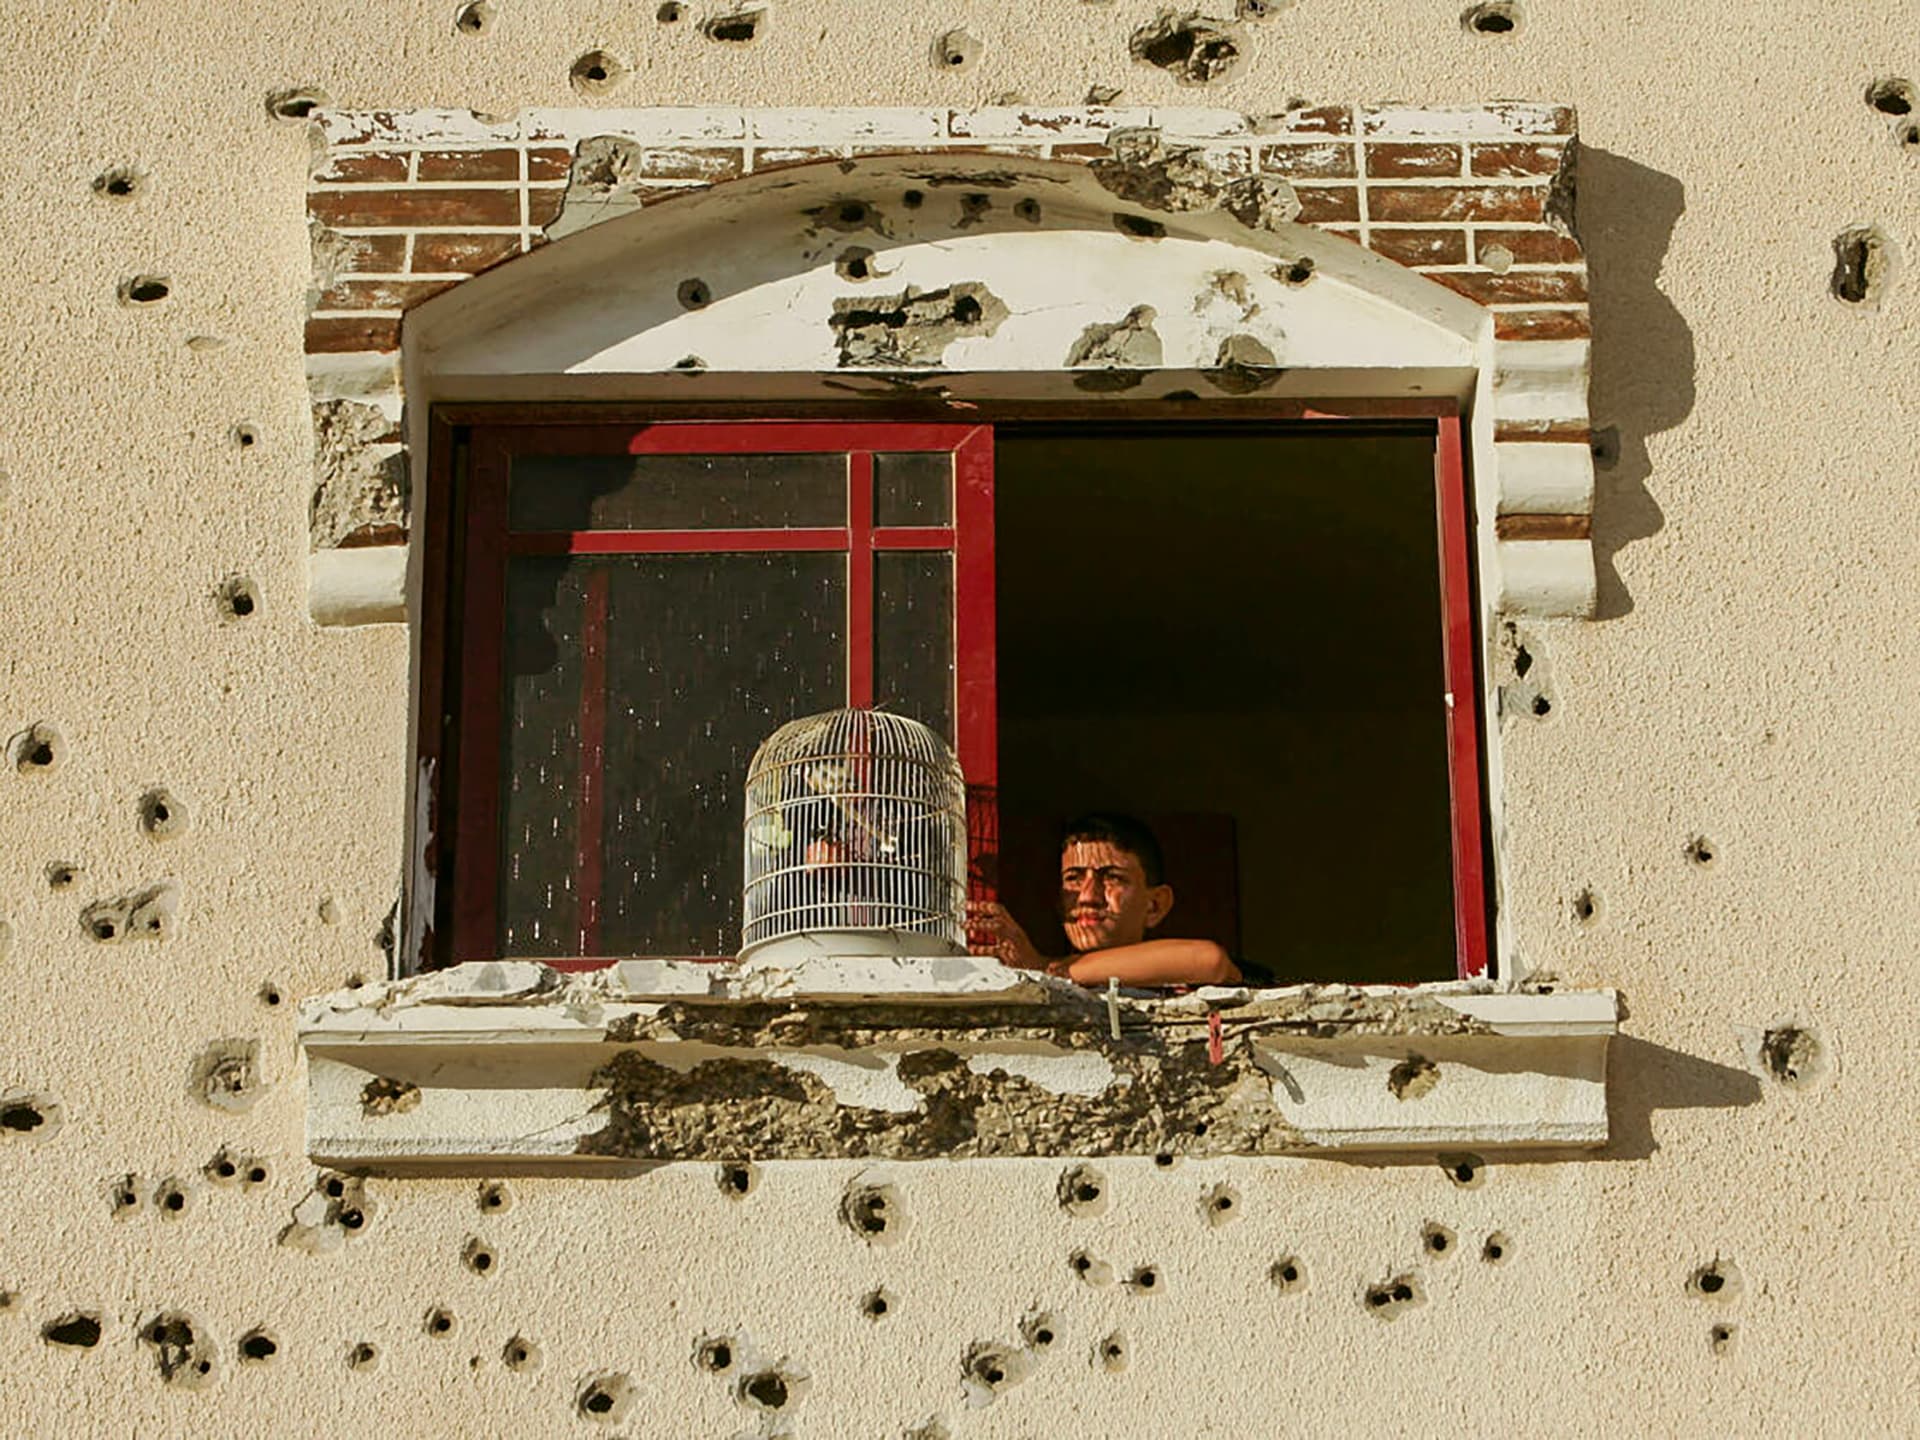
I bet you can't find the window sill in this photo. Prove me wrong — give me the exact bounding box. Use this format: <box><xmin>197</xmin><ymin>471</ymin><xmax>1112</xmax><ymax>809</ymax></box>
<box><xmin>296</xmin><ymin>960</ymin><xmax>1617</xmax><ymax>1170</ymax></box>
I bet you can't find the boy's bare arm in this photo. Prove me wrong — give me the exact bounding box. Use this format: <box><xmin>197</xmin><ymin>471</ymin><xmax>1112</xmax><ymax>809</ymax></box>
<box><xmin>1053</xmin><ymin>940</ymin><xmax>1240</xmax><ymax>987</ymax></box>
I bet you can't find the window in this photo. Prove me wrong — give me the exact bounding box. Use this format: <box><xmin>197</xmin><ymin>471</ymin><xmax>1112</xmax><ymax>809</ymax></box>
<box><xmin>420</xmin><ymin>410</ymin><xmax>1485</xmax><ymax>982</ymax></box>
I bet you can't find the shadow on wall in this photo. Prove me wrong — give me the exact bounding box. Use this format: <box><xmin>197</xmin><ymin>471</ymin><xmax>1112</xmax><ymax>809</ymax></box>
<box><xmin>1600</xmin><ymin>1035</ymin><xmax>1762</xmax><ymax>1163</ymax></box>
<box><xmin>1577</xmin><ymin>149</ymin><xmax>1692</xmax><ymax>620</ymax></box>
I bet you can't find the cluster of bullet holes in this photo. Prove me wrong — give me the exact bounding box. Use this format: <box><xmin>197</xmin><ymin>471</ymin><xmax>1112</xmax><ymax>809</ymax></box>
<box><xmin>0</xmin><ymin>1090</ymin><xmax>62</xmax><ymax>1141</ymax></box>
<box><xmin>1388</xmin><ymin>1055</ymin><xmax>1441</xmax><ymax>1101</ymax></box>
<box><xmin>1069</xmin><ymin>1249</ymin><xmax>1115</xmax><ymax>1287</ymax></box>
<box><xmin>676</xmin><ymin>277</ymin><xmax>713</xmax><ymax>310</ymax></box>
<box><xmin>1269</xmin><ymin>1255</ymin><xmax>1306</xmax><ymax>1293</ymax></box>
<box><xmin>1684</xmin><ymin>834</ymin><xmax>1718</xmax><ymax>869</ymax></box>
<box><xmin>12</xmin><ymin>722</ymin><xmax>65</xmax><ymax>775</ymax></box>
<box><xmin>1096</xmin><ymin>1330</ymin><xmax>1129</xmax><ymax>1374</ymax></box>
<box><xmin>503</xmin><ymin>1334</ymin><xmax>542</xmax><ymax>1371</ymax></box>
<box><xmin>1201</xmin><ymin>1181</ymin><xmax>1240</xmax><ymax>1227</ymax></box>
<box><xmin>1129</xmin><ymin>11</ymin><xmax>1243</xmax><ymax>86</ymax></box>
<box><xmin>281</xmin><ymin>1169</ymin><xmax>373</xmax><ymax>1253</ymax></box>
<box><xmin>462</xmin><ymin>1237</ymin><xmax>498</xmax><ymax>1277</ymax></box>
<box><xmin>932</xmin><ymin>28</ymin><xmax>981</xmax><ymax>72</ymax></box>
<box><xmin>1057</xmin><ymin>1162</ymin><xmax>1109</xmax><ymax>1217</ymax></box>
<box><xmin>217</xmin><ymin>575</ymin><xmax>259</xmax><ymax>621</ymax></box>
<box><xmin>704</xmin><ymin>8</ymin><xmax>763</xmax><ymax>43</ymax></box>
<box><xmin>716</xmin><ymin>1160</ymin><xmax>759</xmax><ymax>1198</ymax></box>
<box><xmin>962</xmin><ymin>1341</ymin><xmax>1032</xmax><ymax>1405</ymax></box>
<box><xmin>139</xmin><ymin>786</ymin><xmax>189</xmax><ymax>841</ymax></box>
<box><xmin>266</xmin><ymin>88</ymin><xmax>327</xmax><ymax>122</ymax></box>
<box><xmin>1866</xmin><ymin>79</ymin><xmax>1919</xmax><ymax>151</ymax></box>
<box><xmin>1441</xmin><ymin>1153</ymin><xmax>1486</xmax><ymax>1188</ymax></box>
<box><xmin>361</xmin><ymin>1074</ymin><xmax>422</xmax><ymax>1116</ymax></box>
<box><xmin>205</xmin><ymin>1147</ymin><xmax>270</xmax><ymax>1190</ymax></box>
<box><xmin>577</xmin><ymin>1371</ymin><xmax>637</xmax><ymax>1424</ymax></box>
<box><xmin>1830</xmin><ymin>225</ymin><xmax>1894</xmax><ymax>307</ymax></box>
<box><xmin>569</xmin><ymin>49</ymin><xmax>628</xmax><ymax>97</ymax></box>
<box><xmin>143</xmin><ymin>1314</ymin><xmax>216</xmax><ymax>1388</ymax></box>
<box><xmin>452</xmin><ymin>0</ymin><xmax>493</xmax><ymax>35</ymax></box>
<box><xmin>1364</xmin><ymin>1273</ymin><xmax>1425</xmax><ymax>1319</ymax></box>
<box><xmin>81</xmin><ymin>882</ymin><xmax>178</xmax><ymax>944</ymax></box>
<box><xmin>841</xmin><ymin>1177</ymin><xmax>902</xmax><ymax>1245</ymax></box>
<box><xmin>118</xmin><ymin>274</ymin><xmax>171</xmax><ymax>307</ymax></box>
<box><xmin>1462</xmin><ymin>0</ymin><xmax>1520</xmax><ymax>34</ymax></box>
<box><xmin>1759</xmin><ymin>1023</ymin><xmax>1825</xmax><ymax>1089</ymax></box>
<box><xmin>230</xmin><ymin>422</ymin><xmax>260</xmax><ymax>451</ymax></box>
<box><xmin>92</xmin><ymin>164</ymin><xmax>145</xmax><ymax>201</ymax></box>
<box><xmin>43</xmin><ymin>1313</ymin><xmax>103</xmax><ymax>1349</ymax></box>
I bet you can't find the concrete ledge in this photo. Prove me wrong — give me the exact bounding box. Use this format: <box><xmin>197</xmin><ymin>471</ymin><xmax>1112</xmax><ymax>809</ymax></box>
<box><xmin>309</xmin><ymin>545</ymin><xmax>407</xmax><ymax>626</ymax></box>
<box><xmin>298</xmin><ymin>963</ymin><xmax>1617</xmax><ymax>1169</ymax></box>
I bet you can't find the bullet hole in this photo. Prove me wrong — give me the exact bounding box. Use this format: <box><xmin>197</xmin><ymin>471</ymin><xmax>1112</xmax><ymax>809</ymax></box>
<box><xmin>13</xmin><ymin>722</ymin><xmax>65</xmax><ymax>775</ymax></box>
<box><xmin>110</xmin><ymin>1174</ymin><xmax>143</xmax><ymax>1217</ymax></box>
<box><xmin>1057</xmin><ymin>1162</ymin><xmax>1110</xmax><ymax>1218</ymax></box>
<box><xmin>360</xmin><ymin>1075</ymin><xmax>421</xmax><ymax>1117</ymax></box>
<box><xmin>1114</xmin><ymin>213</ymin><xmax>1166</xmax><ymax>240</ymax></box>
<box><xmin>832</xmin><ymin>282</ymin><xmax>1005</xmax><ymax>367</ymax></box>
<box><xmin>673</xmin><ymin>355</ymin><xmax>707</xmax><ymax>373</ymax></box>
<box><xmin>83</xmin><ymin>884</ymin><xmax>177</xmax><ymax>943</ymax></box>
<box><xmin>192</xmin><ymin>1039</ymin><xmax>261</xmax><ymax>1112</ymax></box>
<box><xmin>1238</xmin><ymin>0</ymin><xmax>1287</xmax><ymax>16</ymax></box>
<box><xmin>1866</xmin><ymin>78</ymin><xmax>1915</xmax><ymax>116</ymax></box>
<box><xmin>461</xmin><ymin>1237</ymin><xmax>497</xmax><ymax>1277</ymax></box>
<box><xmin>958</xmin><ymin>193</ymin><xmax>993</xmax><ymax>228</ymax></box>
<box><xmin>1124</xmin><ymin>1264</ymin><xmax>1161</xmax><ymax>1295</ymax></box>
<box><xmin>841</xmin><ymin>1178</ymin><xmax>902</xmax><ymax>1244</ymax></box>
<box><xmin>92</xmin><ymin>164</ymin><xmax>146</xmax><ymax>201</ymax></box>
<box><xmin>1096</xmin><ymin>1330</ymin><xmax>1129</xmax><ymax>1373</ymax></box>
<box><xmin>1069</xmin><ymin>1249</ymin><xmax>1114</xmax><ymax>1287</ymax></box>
<box><xmin>46</xmin><ymin>862</ymin><xmax>79</xmax><ymax>890</ymax></box>
<box><xmin>676</xmin><ymin>277</ymin><xmax>713</xmax><ymax>311</ymax></box>
<box><xmin>204</xmin><ymin>1148</ymin><xmax>249</xmax><ymax>1186</ymax></box>
<box><xmin>119</xmin><ymin>273</ymin><xmax>172</xmax><ymax>306</ymax></box>
<box><xmin>478</xmin><ymin>1180</ymin><xmax>513</xmax><ymax>1214</ymax></box>
<box><xmin>0</xmin><ymin>1091</ymin><xmax>61</xmax><ymax>1140</ymax></box>
<box><xmin>860</xmin><ymin>1287</ymin><xmax>895</xmax><ymax>1320</ymax></box>
<box><xmin>901</xmin><ymin>189</ymin><xmax>924</xmax><ymax>209</ymax></box>
<box><xmin>1422</xmin><ymin>1222</ymin><xmax>1457</xmax><ymax>1259</ymax></box>
<box><xmin>1441</xmin><ymin>1153</ymin><xmax>1485</xmax><ymax>1188</ymax></box>
<box><xmin>1709</xmin><ymin>1323</ymin><xmax>1735</xmax><ymax>1356</ymax></box>
<box><xmin>217</xmin><ymin>575</ymin><xmax>259</xmax><ymax>621</ymax></box>
<box><xmin>569</xmin><ymin>49</ymin><xmax>628</xmax><ymax>97</ymax></box>
<box><xmin>1571</xmin><ymin>888</ymin><xmax>1601</xmax><ymax>927</ymax></box>
<box><xmin>740</xmin><ymin>1366</ymin><xmax>807</xmax><ymax>1410</ymax></box>
<box><xmin>453</xmin><ymin>0</ymin><xmax>493</xmax><ymax>35</ymax></box>
<box><xmin>347</xmin><ymin>1340</ymin><xmax>379</xmax><ymax>1371</ymax></box>
<box><xmin>715</xmin><ymin>1160</ymin><xmax>759</xmax><ymax>1199</ymax></box>
<box><xmin>1388</xmin><ymin>1055</ymin><xmax>1441</xmax><ymax>1101</ymax></box>
<box><xmin>237</xmin><ymin>1328</ymin><xmax>278</xmax><ymax>1364</ymax></box>
<box><xmin>1129</xmin><ymin>11</ymin><xmax>1244</xmax><ymax>86</ymax></box>
<box><xmin>424</xmin><ymin>1307</ymin><xmax>457</xmax><ymax>1338</ymax></box>
<box><xmin>1590</xmin><ymin>424</ymin><xmax>1621</xmax><ymax>468</ymax></box>
<box><xmin>1481</xmin><ymin>1230</ymin><xmax>1511</xmax><ymax>1263</ymax></box>
<box><xmin>704</xmin><ymin>8</ymin><xmax>763</xmax><ymax>43</ymax></box>
<box><xmin>836</xmin><ymin>247</ymin><xmax>876</xmax><ymax>281</ymax></box>
<box><xmin>155</xmin><ymin>1178</ymin><xmax>191</xmax><ymax>1218</ymax></box>
<box><xmin>1462</xmin><ymin>0</ymin><xmax>1520</xmax><ymax>34</ymax></box>
<box><xmin>817</xmin><ymin>198</ymin><xmax>875</xmax><ymax>231</ymax></box>
<box><xmin>1831</xmin><ymin>225</ymin><xmax>1894</xmax><ymax>306</ymax></box>
<box><xmin>256</xmin><ymin>981</ymin><xmax>283</xmax><ymax>1010</ymax></box>
<box><xmin>139</xmin><ymin>787</ymin><xmax>189</xmax><ymax>841</ymax></box>
<box><xmin>1898</xmin><ymin>121</ymin><xmax>1920</xmax><ymax>151</ymax></box>
<box><xmin>1021</xmin><ymin>1311</ymin><xmax>1058</xmax><ymax>1351</ymax></box>
<box><xmin>143</xmin><ymin>1314</ymin><xmax>216</xmax><ymax>1388</ymax></box>
<box><xmin>961</xmin><ymin>1343</ymin><xmax>1031</xmax><ymax>1404</ymax></box>
<box><xmin>230</xmin><ymin>422</ymin><xmax>260</xmax><ymax>451</ymax></box>
<box><xmin>1684</xmin><ymin>835</ymin><xmax>1717</xmax><ymax>869</ymax></box>
<box><xmin>43</xmin><ymin>1313</ymin><xmax>103</xmax><ymax>1349</ymax></box>
<box><xmin>695</xmin><ymin>1335</ymin><xmax>734</xmax><ymax>1370</ymax></box>
<box><xmin>1363</xmin><ymin>1273</ymin><xmax>1426</xmax><ymax>1319</ymax></box>
<box><xmin>1277</xmin><ymin>256</ymin><xmax>1315</xmax><ymax>285</ymax></box>
<box><xmin>267</xmin><ymin>88</ymin><xmax>327</xmax><ymax>122</ymax></box>
<box><xmin>1152</xmin><ymin>1150</ymin><xmax>1177</xmax><ymax>1169</ymax></box>
<box><xmin>324</xmin><ymin>1176</ymin><xmax>346</xmax><ymax>1199</ymax></box>
<box><xmin>658</xmin><ymin>2</ymin><xmax>684</xmax><ymax>19</ymax></box>
<box><xmin>318</xmin><ymin>896</ymin><xmax>340</xmax><ymax>925</ymax></box>
<box><xmin>1688</xmin><ymin>1259</ymin><xmax>1742</xmax><ymax>1302</ymax></box>
<box><xmin>245</xmin><ymin>1162</ymin><xmax>269</xmax><ymax>1188</ymax></box>
<box><xmin>578</xmin><ymin>1371</ymin><xmax>636</xmax><ymax>1423</ymax></box>
<box><xmin>1759</xmin><ymin>1023</ymin><xmax>1824</xmax><ymax>1089</ymax></box>
<box><xmin>1269</xmin><ymin>1256</ymin><xmax>1306</xmax><ymax>1293</ymax></box>
<box><xmin>1200</xmin><ymin>1182</ymin><xmax>1240</xmax><ymax>1228</ymax></box>
<box><xmin>503</xmin><ymin>1334</ymin><xmax>542</xmax><ymax>1371</ymax></box>
<box><xmin>344</xmin><ymin>971</ymin><xmax>366</xmax><ymax>989</ymax></box>
<box><xmin>932</xmin><ymin>28</ymin><xmax>981</xmax><ymax>71</ymax></box>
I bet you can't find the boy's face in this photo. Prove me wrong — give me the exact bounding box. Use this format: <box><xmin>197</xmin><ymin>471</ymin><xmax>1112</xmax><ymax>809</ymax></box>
<box><xmin>1058</xmin><ymin>839</ymin><xmax>1173</xmax><ymax>953</ymax></box>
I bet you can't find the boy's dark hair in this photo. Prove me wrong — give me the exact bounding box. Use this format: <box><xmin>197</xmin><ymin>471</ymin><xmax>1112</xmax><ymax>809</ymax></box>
<box><xmin>1059</xmin><ymin>813</ymin><xmax>1166</xmax><ymax>887</ymax></box>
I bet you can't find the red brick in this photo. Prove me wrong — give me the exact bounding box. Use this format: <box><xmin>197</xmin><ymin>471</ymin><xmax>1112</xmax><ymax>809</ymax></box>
<box><xmin>1365</xmin><ymin>143</ymin><xmax>1463</xmax><ymax>178</ymax></box>
<box><xmin>1476</xmin><ymin>227</ymin><xmax>1582</xmax><ymax>264</ymax></box>
<box><xmin>1272</xmin><ymin>104</ymin><xmax>1352</xmax><ymax>135</ymax></box>
<box><xmin>412</xmin><ymin>232</ymin><xmax>523</xmax><ymax>273</ymax></box>
<box><xmin>1261</xmin><ymin>141</ymin><xmax>1355</xmax><ymax>179</ymax></box>
<box><xmin>416</xmin><ymin>148</ymin><xmax>521</xmax><ymax>182</ymax></box>
<box><xmin>305</xmin><ymin>315</ymin><xmax>401</xmax><ymax>352</ymax></box>
<box><xmin>1366</xmin><ymin>185</ymin><xmax>1545</xmax><ymax>223</ymax></box>
<box><xmin>1493</xmin><ymin>309</ymin><xmax>1591</xmax><ymax>340</ymax></box>
<box><xmin>1426</xmin><ymin>270</ymin><xmax>1588</xmax><ymax>304</ymax></box>
<box><xmin>1050</xmin><ymin>142</ymin><xmax>1112</xmax><ymax>161</ymax></box>
<box><xmin>1495</xmin><ymin>513</ymin><xmax>1591</xmax><ymax>541</ymax></box>
<box><xmin>528</xmin><ymin>148</ymin><xmax>574</xmax><ymax>181</ymax></box>
<box><xmin>1471</xmin><ymin>142</ymin><xmax>1567</xmax><ymax>179</ymax></box>
<box><xmin>317</xmin><ymin>278</ymin><xmax>460</xmax><ymax>311</ymax></box>
<box><xmin>526</xmin><ymin>189</ymin><xmax>566</xmax><ymax>227</ymax></box>
<box><xmin>1494</xmin><ymin>419</ymin><xmax>1589</xmax><ymax>443</ymax></box>
<box><xmin>309</xmin><ymin>188</ymin><xmax>522</xmax><ymax>228</ymax></box>
<box><xmin>643</xmin><ymin>147</ymin><xmax>745</xmax><ymax>181</ymax></box>
<box><xmin>1293</xmin><ymin>186</ymin><xmax>1361</xmax><ymax>223</ymax></box>
<box><xmin>1322</xmin><ymin>226</ymin><xmax>1363</xmax><ymax>245</ymax></box>
<box><xmin>337</xmin><ymin>523</ymin><xmax>409</xmax><ymax>548</ymax></box>
<box><xmin>1367</xmin><ymin>229</ymin><xmax>1468</xmax><ymax>265</ymax></box>
<box><xmin>314</xmin><ymin>151</ymin><xmax>410</xmax><ymax>183</ymax></box>
<box><xmin>322</xmin><ymin>233</ymin><xmax>409</xmax><ymax>274</ymax></box>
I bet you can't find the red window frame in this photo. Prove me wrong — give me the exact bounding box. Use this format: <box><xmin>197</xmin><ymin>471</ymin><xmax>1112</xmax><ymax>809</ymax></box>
<box><xmin>421</xmin><ymin>407</ymin><xmax>1488</xmax><ymax>980</ymax></box>
<box><xmin>445</xmin><ymin>421</ymin><xmax>995</xmax><ymax>966</ymax></box>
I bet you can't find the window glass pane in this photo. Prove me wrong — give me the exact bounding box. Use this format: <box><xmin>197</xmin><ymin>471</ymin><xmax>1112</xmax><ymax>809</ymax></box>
<box><xmin>874</xmin><ymin>551</ymin><xmax>955</xmax><ymax>747</ymax></box>
<box><xmin>873</xmin><ymin>451</ymin><xmax>953</xmax><ymax>526</ymax></box>
<box><xmin>509</xmin><ymin>452</ymin><xmax>848</xmax><ymax>531</ymax></box>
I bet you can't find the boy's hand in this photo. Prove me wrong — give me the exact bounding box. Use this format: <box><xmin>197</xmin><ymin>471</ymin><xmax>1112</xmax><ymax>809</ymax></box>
<box><xmin>967</xmin><ymin>900</ymin><xmax>1047</xmax><ymax>970</ymax></box>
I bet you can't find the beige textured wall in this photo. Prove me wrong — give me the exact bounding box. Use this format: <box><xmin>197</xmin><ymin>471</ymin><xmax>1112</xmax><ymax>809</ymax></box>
<box><xmin>3</xmin><ymin>1</ymin><xmax>1916</xmax><ymax>1434</ymax></box>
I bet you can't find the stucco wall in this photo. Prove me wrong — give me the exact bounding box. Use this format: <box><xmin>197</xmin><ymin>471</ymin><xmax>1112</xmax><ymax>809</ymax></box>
<box><xmin>2</xmin><ymin>2</ymin><xmax>1916</xmax><ymax>1434</ymax></box>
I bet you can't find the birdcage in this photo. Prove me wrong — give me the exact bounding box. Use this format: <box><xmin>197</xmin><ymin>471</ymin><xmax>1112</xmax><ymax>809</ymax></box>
<box><xmin>740</xmin><ymin>709</ymin><xmax>969</xmax><ymax>962</ymax></box>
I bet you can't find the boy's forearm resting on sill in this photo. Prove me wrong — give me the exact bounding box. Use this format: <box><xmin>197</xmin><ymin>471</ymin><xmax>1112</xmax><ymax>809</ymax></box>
<box><xmin>1050</xmin><ymin>940</ymin><xmax>1240</xmax><ymax>988</ymax></box>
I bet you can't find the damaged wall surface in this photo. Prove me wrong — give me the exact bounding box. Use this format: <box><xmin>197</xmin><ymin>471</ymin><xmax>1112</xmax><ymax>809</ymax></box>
<box><xmin>1</xmin><ymin>0</ymin><xmax>1918</xmax><ymax>1435</ymax></box>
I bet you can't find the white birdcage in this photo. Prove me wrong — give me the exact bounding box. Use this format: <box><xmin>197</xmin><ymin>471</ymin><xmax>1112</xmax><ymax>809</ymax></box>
<box><xmin>740</xmin><ymin>709</ymin><xmax>968</xmax><ymax>962</ymax></box>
